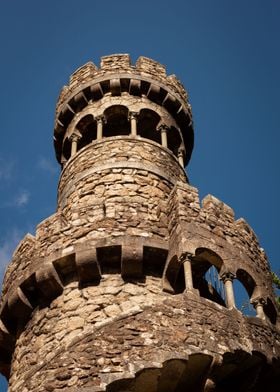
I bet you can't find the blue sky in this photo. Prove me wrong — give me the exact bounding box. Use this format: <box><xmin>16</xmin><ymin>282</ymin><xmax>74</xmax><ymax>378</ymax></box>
<box><xmin>0</xmin><ymin>0</ymin><xmax>279</xmax><ymax>389</ymax></box>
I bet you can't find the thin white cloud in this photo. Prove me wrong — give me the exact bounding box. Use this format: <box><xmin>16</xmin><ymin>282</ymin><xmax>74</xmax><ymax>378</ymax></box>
<box><xmin>1</xmin><ymin>190</ymin><xmax>31</xmax><ymax>209</ymax></box>
<box><xmin>38</xmin><ymin>157</ymin><xmax>57</xmax><ymax>175</ymax></box>
<box><xmin>14</xmin><ymin>190</ymin><xmax>30</xmax><ymax>207</ymax></box>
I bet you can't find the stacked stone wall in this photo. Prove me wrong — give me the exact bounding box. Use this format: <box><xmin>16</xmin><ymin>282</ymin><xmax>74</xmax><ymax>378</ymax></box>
<box><xmin>166</xmin><ymin>182</ymin><xmax>275</xmax><ymax>305</ymax></box>
<box><xmin>1</xmin><ymin>177</ymin><xmax>276</xmax><ymax>320</ymax></box>
<box><xmin>58</xmin><ymin>136</ymin><xmax>185</xmax><ymax>206</ymax></box>
<box><xmin>1</xmin><ymin>175</ymin><xmax>276</xmax><ymax>319</ymax></box>
<box><xmin>7</xmin><ymin>289</ymin><xmax>280</xmax><ymax>391</ymax></box>
<box><xmin>0</xmin><ymin>235</ymin><xmax>36</xmax><ymax>306</ymax></box>
<box><xmin>9</xmin><ymin>276</ymin><xmax>164</xmax><ymax>391</ymax></box>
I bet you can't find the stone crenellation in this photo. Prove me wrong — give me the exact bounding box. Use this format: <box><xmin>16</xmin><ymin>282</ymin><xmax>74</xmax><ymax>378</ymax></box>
<box><xmin>0</xmin><ymin>55</ymin><xmax>279</xmax><ymax>391</ymax></box>
<box><xmin>57</xmin><ymin>55</ymin><xmax>188</xmax><ymax>112</ymax></box>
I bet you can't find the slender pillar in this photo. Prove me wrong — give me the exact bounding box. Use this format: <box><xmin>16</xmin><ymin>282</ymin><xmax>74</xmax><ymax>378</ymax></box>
<box><xmin>129</xmin><ymin>112</ymin><xmax>138</xmax><ymax>136</ymax></box>
<box><xmin>70</xmin><ymin>136</ymin><xmax>77</xmax><ymax>157</ymax></box>
<box><xmin>182</xmin><ymin>254</ymin><xmax>194</xmax><ymax>291</ymax></box>
<box><xmin>220</xmin><ymin>271</ymin><xmax>236</xmax><ymax>309</ymax></box>
<box><xmin>183</xmin><ymin>258</ymin><xmax>194</xmax><ymax>291</ymax></box>
<box><xmin>178</xmin><ymin>147</ymin><xmax>185</xmax><ymax>168</ymax></box>
<box><xmin>96</xmin><ymin>115</ymin><xmax>104</xmax><ymax>140</ymax></box>
<box><xmin>158</xmin><ymin>124</ymin><xmax>169</xmax><ymax>148</ymax></box>
<box><xmin>251</xmin><ymin>297</ymin><xmax>266</xmax><ymax>320</ymax></box>
<box><xmin>71</xmin><ymin>136</ymin><xmax>78</xmax><ymax>156</ymax></box>
<box><xmin>60</xmin><ymin>155</ymin><xmax>67</xmax><ymax>168</ymax></box>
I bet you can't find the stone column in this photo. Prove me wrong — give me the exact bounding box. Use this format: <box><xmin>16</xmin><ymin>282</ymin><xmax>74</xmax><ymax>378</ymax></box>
<box><xmin>60</xmin><ymin>155</ymin><xmax>67</xmax><ymax>168</ymax></box>
<box><xmin>220</xmin><ymin>271</ymin><xmax>236</xmax><ymax>309</ymax></box>
<box><xmin>69</xmin><ymin>131</ymin><xmax>81</xmax><ymax>157</ymax></box>
<box><xmin>178</xmin><ymin>147</ymin><xmax>185</xmax><ymax>168</ymax></box>
<box><xmin>181</xmin><ymin>253</ymin><xmax>194</xmax><ymax>291</ymax></box>
<box><xmin>96</xmin><ymin>115</ymin><xmax>105</xmax><ymax>140</ymax></box>
<box><xmin>251</xmin><ymin>297</ymin><xmax>266</xmax><ymax>320</ymax></box>
<box><xmin>129</xmin><ymin>112</ymin><xmax>138</xmax><ymax>136</ymax></box>
<box><xmin>157</xmin><ymin>124</ymin><xmax>169</xmax><ymax>148</ymax></box>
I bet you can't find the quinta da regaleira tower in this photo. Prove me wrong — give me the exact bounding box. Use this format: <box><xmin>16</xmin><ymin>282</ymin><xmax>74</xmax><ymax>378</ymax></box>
<box><xmin>0</xmin><ymin>54</ymin><xmax>279</xmax><ymax>391</ymax></box>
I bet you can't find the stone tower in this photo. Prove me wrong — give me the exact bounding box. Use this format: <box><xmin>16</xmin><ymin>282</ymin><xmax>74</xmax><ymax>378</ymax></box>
<box><xmin>0</xmin><ymin>54</ymin><xmax>279</xmax><ymax>392</ymax></box>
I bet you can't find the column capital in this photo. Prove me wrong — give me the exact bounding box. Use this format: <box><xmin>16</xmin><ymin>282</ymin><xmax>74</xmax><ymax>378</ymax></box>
<box><xmin>219</xmin><ymin>270</ymin><xmax>236</xmax><ymax>283</ymax></box>
<box><xmin>157</xmin><ymin>123</ymin><xmax>169</xmax><ymax>132</ymax></box>
<box><xmin>95</xmin><ymin>115</ymin><xmax>106</xmax><ymax>124</ymax></box>
<box><xmin>69</xmin><ymin>130</ymin><xmax>82</xmax><ymax>142</ymax></box>
<box><xmin>178</xmin><ymin>145</ymin><xmax>185</xmax><ymax>167</ymax></box>
<box><xmin>179</xmin><ymin>252</ymin><xmax>194</xmax><ymax>263</ymax></box>
<box><xmin>178</xmin><ymin>145</ymin><xmax>185</xmax><ymax>156</ymax></box>
<box><xmin>61</xmin><ymin>155</ymin><xmax>67</xmax><ymax>165</ymax></box>
<box><xmin>250</xmin><ymin>296</ymin><xmax>267</xmax><ymax>307</ymax></box>
<box><xmin>128</xmin><ymin>111</ymin><xmax>139</xmax><ymax>120</ymax></box>
<box><xmin>251</xmin><ymin>296</ymin><xmax>267</xmax><ymax>320</ymax></box>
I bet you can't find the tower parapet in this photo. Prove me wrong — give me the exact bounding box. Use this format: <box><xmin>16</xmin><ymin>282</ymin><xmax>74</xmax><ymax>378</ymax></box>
<box><xmin>54</xmin><ymin>54</ymin><xmax>193</xmax><ymax>168</ymax></box>
<box><xmin>0</xmin><ymin>55</ymin><xmax>279</xmax><ymax>391</ymax></box>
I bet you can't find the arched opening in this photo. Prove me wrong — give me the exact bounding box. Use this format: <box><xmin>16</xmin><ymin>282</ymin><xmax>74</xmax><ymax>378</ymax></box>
<box><xmin>163</xmin><ymin>255</ymin><xmax>185</xmax><ymax>294</ymax></box>
<box><xmin>137</xmin><ymin>109</ymin><xmax>161</xmax><ymax>144</ymax></box>
<box><xmin>103</xmin><ymin>105</ymin><xmax>130</xmax><ymax>137</ymax></box>
<box><xmin>168</xmin><ymin>126</ymin><xmax>183</xmax><ymax>156</ymax></box>
<box><xmin>234</xmin><ymin>269</ymin><xmax>256</xmax><ymax>316</ymax></box>
<box><xmin>233</xmin><ymin>280</ymin><xmax>255</xmax><ymax>316</ymax></box>
<box><xmin>192</xmin><ymin>248</ymin><xmax>226</xmax><ymax>307</ymax></box>
<box><xmin>76</xmin><ymin>114</ymin><xmax>96</xmax><ymax>150</ymax></box>
<box><xmin>263</xmin><ymin>297</ymin><xmax>277</xmax><ymax>324</ymax></box>
<box><xmin>62</xmin><ymin>138</ymin><xmax>71</xmax><ymax>161</ymax></box>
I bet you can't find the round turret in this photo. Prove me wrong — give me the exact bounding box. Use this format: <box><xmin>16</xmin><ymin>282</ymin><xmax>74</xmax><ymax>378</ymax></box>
<box><xmin>54</xmin><ymin>54</ymin><xmax>194</xmax><ymax>167</ymax></box>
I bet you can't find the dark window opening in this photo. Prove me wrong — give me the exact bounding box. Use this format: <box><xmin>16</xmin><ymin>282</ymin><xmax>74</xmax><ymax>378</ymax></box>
<box><xmin>76</xmin><ymin>114</ymin><xmax>96</xmax><ymax>150</ymax></box>
<box><xmin>103</xmin><ymin>105</ymin><xmax>130</xmax><ymax>137</ymax></box>
<box><xmin>192</xmin><ymin>248</ymin><xmax>226</xmax><ymax>307</ymax></box>
<box><xmin>137</xmin><ymin>109</ymin><xmax>161</xmax><ymax>144</ymax></box>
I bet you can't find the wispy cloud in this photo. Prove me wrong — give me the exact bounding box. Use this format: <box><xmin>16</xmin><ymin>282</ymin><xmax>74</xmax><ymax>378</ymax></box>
<box><xmin>38</xmin><ymin>156</ymin><xmax>58</xmax><ymax>175</ymax></box>
<box><xmin>14</xmin><ymin>190</ymin><xmax>30</xmax><ymax>207</ymax></box>
<box><xmin>1</xmin><ymin>189</ymin><xmax>30</xmax><ymax>209</ymax></box>
<box><xmin>0</xmin><ymin>228</ymin><xmax>22</xmax><ymax>283</ymax></box>
<box><xmin>0</xmin><ymin>157</ymin><xmax>15</xmax><ymax>181</ymax></box>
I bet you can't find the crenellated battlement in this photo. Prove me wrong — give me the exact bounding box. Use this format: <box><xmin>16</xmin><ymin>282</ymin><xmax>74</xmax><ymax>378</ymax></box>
<box><xmin>57</xmin><ymin>55</ymin><xmax>188</xmax><ymax>111</ymax></box>
<box><xmin>164</xmin><ymin>181</ymin><xmax>277</xmax><ymax>326</ymax></box>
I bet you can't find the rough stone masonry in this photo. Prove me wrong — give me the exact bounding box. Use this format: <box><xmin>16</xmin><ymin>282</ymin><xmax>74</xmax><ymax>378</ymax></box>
<box><xmin>0</xmin><ymin>54</ymin><xmax>279</xmax><ymax>391</ymax></box>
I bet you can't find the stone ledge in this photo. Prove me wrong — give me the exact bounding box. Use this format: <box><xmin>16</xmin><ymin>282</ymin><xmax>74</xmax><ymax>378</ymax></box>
<box><xmin>0</xmin><ymin>236</ymin><xmax>168</xmax><ymax>336</ymax></box>
<box><xmin>58</xmin><ymin>135</ymin><xmax>187</xmax><ymax>198</ymax></box>
<box><xmin>55</xmin><ymin>73</ymin><xmax>190</xmax><ymax>127</ymax></box>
